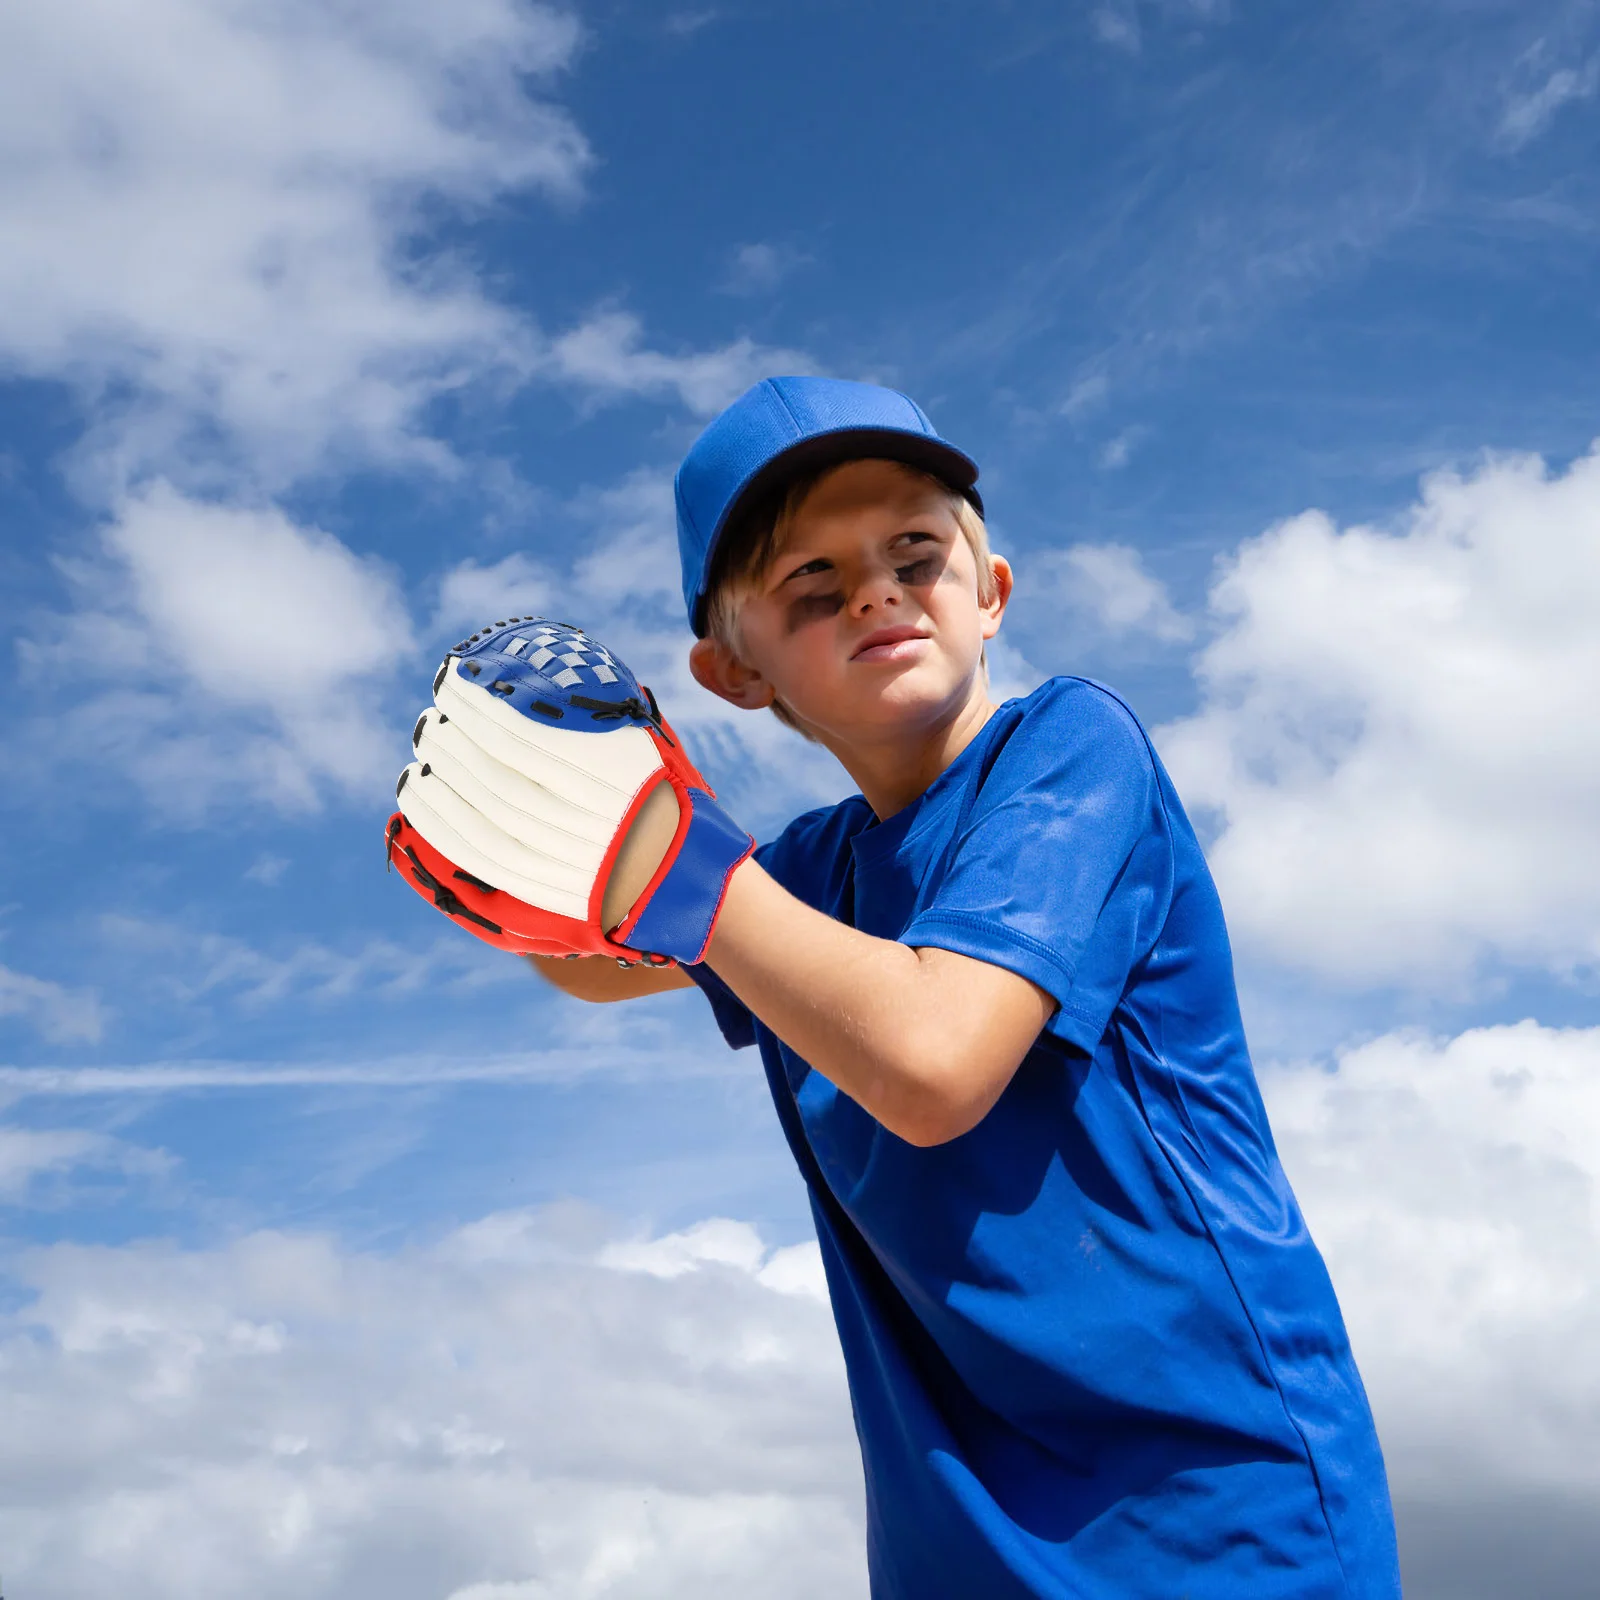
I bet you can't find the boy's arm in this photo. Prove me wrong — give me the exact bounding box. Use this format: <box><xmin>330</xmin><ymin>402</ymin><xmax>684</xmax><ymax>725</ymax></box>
<box><xmin>529</xmin><ymin>952</ymin><xmax>695</xmax><ymax>1003</ymax></box>
<box><xmin>706</xmin><ymin>858</ymin><xmax>1055</xmax><ymax>1148</ymax></box>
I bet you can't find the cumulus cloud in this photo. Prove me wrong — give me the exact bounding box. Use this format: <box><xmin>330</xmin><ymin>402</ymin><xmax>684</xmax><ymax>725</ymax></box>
<box><xmin>434</xmin><ymin>553</ymin><xmax>556</xmax><ymax>642</ymax></box>
<box><xmin>544</xmin><ymin>310</ymin><xmax>813</xmax><ymax>418</ymax></box>
<box><xmin>0</xmin><ymin>0</ymin><xmax>588</xmax><ymax>487</ymax></box>
<box><xmin>1027</xmin><ymin>541</ymin><xmax>1193</xmax><ymax>643</ymax></box>
<box><xmin>4</xmin><ymin>2</ymin><xmax>824</xmax><ymax>821</ymax></box>
<box><xmin>0</xmin><ymin>963</ymin><xmax>105</xmax><ymax>1045</ymax></box>
<box><xmin>25</xmin><ymin>483</ymin><xmax>416</xmax><ymax>813</ymax></box>
<box><xmin>0</xmin><ymin>1207</ymin><xmax>865</xmax><ymax>1600</ymax></box>
<box><xmin>1265</xmin><ymin>1021</ymin><xmax>1600</xmax><ymax>1595</ymax></box>
<box><xmin>1160</xmin><ymin>445</ymin><xmax>1600</xmax><ymax>985</ymax></box>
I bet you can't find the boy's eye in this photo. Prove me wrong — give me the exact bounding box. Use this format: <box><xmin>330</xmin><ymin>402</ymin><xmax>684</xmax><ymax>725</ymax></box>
<box><xmin>893</xmin><ymin>532</ymin><xmax>945</xmax><ymax>585</ymax></box>
<box><xmin>782</xmin><ymin>557</ymin><xmax>832</xmax><ymax>583</ymax></box>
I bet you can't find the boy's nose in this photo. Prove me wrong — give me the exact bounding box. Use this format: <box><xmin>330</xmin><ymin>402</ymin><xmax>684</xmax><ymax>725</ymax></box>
<box><xmin>848</xmin><ymin>565</ymin><xmax>904</xmax><ymax>617</ymax></box>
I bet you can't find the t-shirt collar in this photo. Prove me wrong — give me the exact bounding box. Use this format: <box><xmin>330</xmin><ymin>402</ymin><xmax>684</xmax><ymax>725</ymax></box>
<box><xmin>849</xmin><ymin>702</ymin><xmax>1013</xmax><ymax>867</ymax></box>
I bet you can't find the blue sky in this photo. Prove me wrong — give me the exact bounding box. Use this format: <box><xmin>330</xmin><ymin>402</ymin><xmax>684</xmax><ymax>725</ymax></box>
<box><xmin>3</xmin><ymin>2</ymin><xmax>1600</xmax><ymax>1595</ymax></box>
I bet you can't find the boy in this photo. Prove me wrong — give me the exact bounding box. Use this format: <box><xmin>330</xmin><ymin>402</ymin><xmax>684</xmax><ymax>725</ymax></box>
<box><xmin>531</xmin><ymin>377</ymin><xmax>1401</xmax><ymax>1596</ymax></box>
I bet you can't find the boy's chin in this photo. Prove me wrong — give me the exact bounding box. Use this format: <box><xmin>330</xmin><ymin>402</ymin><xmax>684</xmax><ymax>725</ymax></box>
<box><xmin>797</xmin><ymin>665</ymin><xmax>978</xmax><ymax>736</ymax></box>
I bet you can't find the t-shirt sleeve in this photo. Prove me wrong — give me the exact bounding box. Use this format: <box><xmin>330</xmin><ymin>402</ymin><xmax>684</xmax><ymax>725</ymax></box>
<box><xmin>684</xmin><ymin>957</ymin><xmax>758</xmax><ymax>1050</ymax></box>
<box><xmin>899</xmin><ymin>683</ymin><xmax>1174</xmax><ymax>1054</ymax></box>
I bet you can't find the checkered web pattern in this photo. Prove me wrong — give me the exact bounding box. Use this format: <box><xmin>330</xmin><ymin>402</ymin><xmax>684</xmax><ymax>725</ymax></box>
<box><xmin>500</xmin><ymin>623</ymin><xmax>622</xmax><ymax>690</ymax></box>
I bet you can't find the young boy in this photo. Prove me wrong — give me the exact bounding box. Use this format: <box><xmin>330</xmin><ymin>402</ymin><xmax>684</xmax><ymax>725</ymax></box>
<box><xmin>535</xmin><ymin>377</ymin><xmax>1401</xmax><ymax>1598</ymax></box>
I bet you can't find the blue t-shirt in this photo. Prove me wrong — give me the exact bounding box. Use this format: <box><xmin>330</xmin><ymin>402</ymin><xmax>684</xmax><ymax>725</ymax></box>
<box><xmin>690</xmin><ymin>678</ymin><xmax>1400</xmax><ymax>1599</ymax></box>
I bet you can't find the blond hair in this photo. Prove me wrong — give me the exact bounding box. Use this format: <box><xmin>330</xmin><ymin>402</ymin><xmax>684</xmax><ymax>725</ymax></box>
<box><xmin>702</xmin><ymin>459</ymin><xmax>997</xmax><ymax>738</ymax></box>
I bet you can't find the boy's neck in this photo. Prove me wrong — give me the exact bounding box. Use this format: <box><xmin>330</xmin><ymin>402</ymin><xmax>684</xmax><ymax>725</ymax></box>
<box><xmin>818</xmin><ymin>681</ymin><xmax>1000</xmax><ymax>821</ymax></box>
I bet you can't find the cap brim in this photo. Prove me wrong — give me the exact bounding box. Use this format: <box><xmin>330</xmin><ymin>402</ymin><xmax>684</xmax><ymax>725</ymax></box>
<box><xmin>694</xmin><ymin>427</ymin><xmax>983</xmax><ymax>634</ymax></box>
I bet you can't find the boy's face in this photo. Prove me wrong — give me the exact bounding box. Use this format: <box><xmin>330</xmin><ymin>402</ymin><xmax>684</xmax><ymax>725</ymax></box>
<box><xmin>691</xmin><ymin>459</ymin><xmax>1011</xmax><ymax>744</ymax></box>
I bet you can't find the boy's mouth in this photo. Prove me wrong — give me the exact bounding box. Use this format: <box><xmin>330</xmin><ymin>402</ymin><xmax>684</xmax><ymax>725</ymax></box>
<box><xmin>851</xmin><ymin>625</ymin><xmax>930</xmax><ymax>663</ymax></box>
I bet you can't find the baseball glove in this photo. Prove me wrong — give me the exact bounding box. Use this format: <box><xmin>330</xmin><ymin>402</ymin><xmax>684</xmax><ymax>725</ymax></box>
<box><xmin>386</xmin><ymin>617</ymin><xmax>753</xmax><ymax>966</ymax></box>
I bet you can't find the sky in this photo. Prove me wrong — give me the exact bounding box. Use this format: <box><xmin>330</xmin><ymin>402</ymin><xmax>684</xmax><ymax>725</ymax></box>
<box><xmin>1</xmin><ymin>0</ymin><xmax>1598</xmax><ymax>1594</ymax></box>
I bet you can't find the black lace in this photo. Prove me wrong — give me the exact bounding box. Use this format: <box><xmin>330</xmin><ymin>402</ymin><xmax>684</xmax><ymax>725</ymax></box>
<box><xmin>399</xmin><ymin>845</ymin><xmax>504</xmax><ymax>935</ymax></box>
<box><xmin>569</xmin><ymin>686</ymin><xmax>674</xmax><ymax>747</ymax></box>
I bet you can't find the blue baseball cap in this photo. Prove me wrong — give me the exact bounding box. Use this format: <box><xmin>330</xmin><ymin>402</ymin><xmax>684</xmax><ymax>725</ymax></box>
<box><xmin>674</xmin><ymin>375</ymin><xmax>982</xmax><ymax>634</ymax></box>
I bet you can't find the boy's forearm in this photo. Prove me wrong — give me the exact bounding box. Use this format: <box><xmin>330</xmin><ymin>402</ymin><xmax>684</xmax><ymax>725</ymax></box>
<box><xmin>527</xmin><ymin>953</ymin><xmax>695</xmax><ymax>1002</ymax></box>
<box><xmin>704</xmin><ymin>859</ymin><xmax>1052</xmax><ymax>1145</ymax></box>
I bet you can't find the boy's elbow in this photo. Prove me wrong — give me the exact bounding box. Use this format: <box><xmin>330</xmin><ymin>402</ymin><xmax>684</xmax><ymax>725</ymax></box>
<box><xmin>894</xmin><ymin>1108</ymin><xmax>967</xmax><ymax>1148</ymax></box>
<box><xmin>876</xmin><ymin>1042</ymin><xmax>996</xmax><ymax>1148</ymax></box>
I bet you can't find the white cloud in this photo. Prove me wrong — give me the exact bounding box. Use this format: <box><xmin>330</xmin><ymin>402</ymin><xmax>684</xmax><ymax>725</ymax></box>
<box><xmin>1098</xmin><ymin>426</ymin><xmax>1144</xmax><ymax>470</ymax></box>
<box><xmin>1160</xmin><ymin>446</ymin><xmax>1600</xmax><ymax>985</ymax></box>
<box><xmin>546</xmin><ymin>310</ymin><xmax>815</xmax><ymax>418</ymax></box>
<box><xmin>25</xmin><ymin>482</ymin><xmax>416</xmax><ymax>813</ymax></box>
<box><xmin>0</xmin><ymin>1037</ymin><xmax>739</xmax><ymax>1100</ymax></box>
<box><xmin>0</xmin><ymin>964</ymin><xmax>105</xmax><ymax>1045</ymax></box>
<box><xmin>0</xmin><ymin>1126</ymin><xmax>169</xmax><ymax>1200</ymax></box>
<box><xmin>0</xmin><ymin>1209</ymin><xmax>865</xmax><ymax>1600</ymax></box>
<box><xmin>1029</xmin><ymin>542</ymin><xmax>1193</xmax><ymax>643</ymax></box>
<box><xmin>3</xmin><ymin>3</ymin><xmax>829</xmax><ymax>823</ymax></box>
<box><xmin>1266</xmin><ymin>1022</ymin><xmax>1600</xmax><ymax>1538</ymax></box>
<box><xmin>94</xmin><ymin>914</ymin><xmax>522</xmax><ymax>1010</ymax></box>
<box><xmin>1089</xmin><ymin>1</ymin><xmax>1230</xmax><ymax>55</ymax></box>
<box><xmin>245</xmin><ymin>854</ymin><xmax>290</xmax><ymax>886</ymax></box>
<box><xmin>1091</xmin><ymin>6</ymin><xmax>1142</xmax><ymax>53</ymax></box>
<box><xmin>598</xmin><ymin>1219</ymin><xmax>826</xmax><ymax>1301</ymax></box>
<box><xmin>434</xmin><ymin>552</ymin><xmax>556</xmax><ymax>642</ymax></box>
<box><xmin>1058</xmin><ymin>369</ymin><xmax>1109</xmax><ymax>421</ymax></box>
<box><xmin>721</xmin><ymin>242</ymin><xmax>808</xmax><ymax>297</ymax></box>
<box><xmin>1499</xmin><ymin>54</ymin><xmax>1600</xmax><ymax>151</ymax></box>
<box><xmin>0</xmin><ymin>0</ymin><xmax>587</xmax><ymax>488</ymax></box>
<box><xmin>663</xmin><ymin>10</ymin><xmax>720</xmax><ymax>39</ymax></box>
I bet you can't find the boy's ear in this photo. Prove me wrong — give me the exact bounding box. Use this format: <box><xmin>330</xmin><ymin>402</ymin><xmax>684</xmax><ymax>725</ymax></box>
<box><xmin>688</xmin><ymin>636</ymin><xmax>777</xmax><ymax>711</ymax></box>
<box><xmin>980</xmin><ymin>554</ymin><xmax>1015</xmax><ymax>642</ymax></box>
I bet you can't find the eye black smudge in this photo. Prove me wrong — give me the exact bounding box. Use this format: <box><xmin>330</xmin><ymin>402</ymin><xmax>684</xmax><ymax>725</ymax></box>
<box><xmin>786</xmin><ymin>593</ymin><xmax>845</xmax><ymax>633</ymax></box>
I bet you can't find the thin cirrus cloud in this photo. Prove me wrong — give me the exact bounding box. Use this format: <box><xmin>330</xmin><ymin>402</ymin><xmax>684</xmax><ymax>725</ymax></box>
<box><xmin>0</xmin><ymin>963</ymin><xmax>105</xmax><ymax>1046</ymax></box>
<box><xmin>0</xmin><ymin>1125</ymin><xmax>169</xmax><ymax>1201</ymax></box>
<box><xmin>0</xmin><ymin>1207</ymin><xmax>867</xmax><ymax>1600</ymax></box>
<box><xmin>720</xmin><ymin>242</ymin><xmax>810</xmax><ymax>297</ymax></box>
<box><xmin>1498</xmin><ymin>51</ymin><xmax>1600</xmax><ymax>151</ymax></box>
<box><xmin>1159</xmin><ymin>444</ymin><xmax>1600</xmax><ymax>986</ymax></box>
<box><xmin>92</xmin><ymin>914</ymin><xmax>525</xmax><ymax>1010</ymax></box>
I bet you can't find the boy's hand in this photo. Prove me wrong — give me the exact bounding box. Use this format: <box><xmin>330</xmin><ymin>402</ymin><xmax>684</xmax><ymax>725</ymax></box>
<box><xmin>385</xmin><ymin>618</ymin><xmax>753</xmax><ymax>966</ymax></box>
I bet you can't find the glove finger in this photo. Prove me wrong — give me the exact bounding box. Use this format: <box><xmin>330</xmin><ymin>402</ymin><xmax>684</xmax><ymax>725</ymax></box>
<box><xmin>396</xmin><ymin>763</ymin><xmax>596</xmax><ymax>920</ymax></box>
<box><xmin>387</xmin><ymin>813</ymin><xmax>609</xmax><ymax>959</ymax></box>
<box><xmin>436</xmin><ymin>669</ymin><xmax>661</xmax><ymax>819</ymax></box>
<box><xmin>414</xmin><ymin>709</ymin><xmax>616</xmax><ymax>858</ymax></box>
